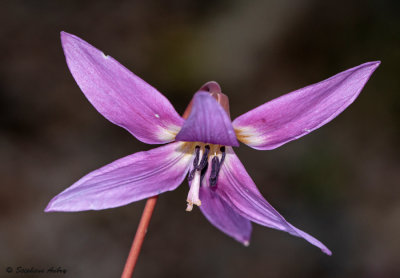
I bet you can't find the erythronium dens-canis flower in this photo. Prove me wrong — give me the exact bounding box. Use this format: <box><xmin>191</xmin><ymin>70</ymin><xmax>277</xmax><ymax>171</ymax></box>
<box><xmin>46</xmin><ymin>31</ymin><xmax>380</xmax><ymax>256</ymax></box>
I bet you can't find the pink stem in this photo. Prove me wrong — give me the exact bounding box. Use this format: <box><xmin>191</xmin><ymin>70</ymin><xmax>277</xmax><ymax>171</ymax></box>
<box><xmin>121</xmin><ymin>196</ymin><xmax>158</xmax><ymax>278</ymax></box>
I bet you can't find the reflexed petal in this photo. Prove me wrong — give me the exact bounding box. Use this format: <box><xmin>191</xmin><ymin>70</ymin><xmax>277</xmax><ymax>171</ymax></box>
<box><xmin>45</xmin><ymin>142</ymin><xmax>192</xmax><ymax>212</ymax></box>
<box><xmin>199</xmin><ymin>186</ymin><xmax>252</xmax><ymax>245</ymax></box>
<box><xmin>216</xmin><ymin>147</ymin><xmax>332</xmax><ymax>255</ymax></box>
<box><xmin>233</xmin><ymin>61</ymin><xmax>380</xmax><ymax>150</ymax></box>
<box><xmin>175</xmin><ymin>92</ymin><xmax>239</xmax><ymax>146</ymax></box>
<box><xmin>61</xmin><ymin>32</ymin><xmax>183</xmax><ymax>144</ymax></box>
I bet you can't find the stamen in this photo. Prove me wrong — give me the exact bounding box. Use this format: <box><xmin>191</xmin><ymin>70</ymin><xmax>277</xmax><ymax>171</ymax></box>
<box><xmin>196</xmin><ymin>145</ymin><xmax>210</xmax><ymax>171</ymax></box>
<box><xmin>199</xmin><ymin>159</ymin><xmax>209</xmax><ymax>185</ymax></box>
<box><xmin>188</xmin><ymin>146</ymin><xmax>201</xmax><ymax>182</ymax></box>
<box><xmin>187</xmin><ymin>169</ymin><xmax>195</xmax><ymax>182</ymax></box>
<box><xmin>209</xmin><ymin>156</ymin><xmax>219</xmax><ymax>187</ymax></box>
<box><xmin>209</xmin><ymin>146</ymin><xmax>226</xmax><ymax>187</ymax></box>
<box><xmin>193</xmin><ymin>146</ymin><xmax>200</xmax><ymax>167</ymax></box>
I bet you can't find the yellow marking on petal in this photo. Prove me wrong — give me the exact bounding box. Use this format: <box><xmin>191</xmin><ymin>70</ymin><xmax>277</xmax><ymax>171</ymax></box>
<box><xmin>171</xmin><ymin>142</ymin><xmax>195</xmax><ymax>164</ymax></box>
<box><xmin>234</xmin><ymin>126</ymin><xmax>267</xmax><ymax>146</ymax></box>
<box><xmin>157</xmin><ymin>124</ymin><xmax>182</xmax><ymax>142</ymax></box>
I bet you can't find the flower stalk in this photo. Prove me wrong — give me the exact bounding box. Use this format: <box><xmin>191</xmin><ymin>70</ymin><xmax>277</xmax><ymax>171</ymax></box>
<box><xmin>121</xmin><ymin>196</ymin><xmax>158</xmax><ymax>278</ymax></box>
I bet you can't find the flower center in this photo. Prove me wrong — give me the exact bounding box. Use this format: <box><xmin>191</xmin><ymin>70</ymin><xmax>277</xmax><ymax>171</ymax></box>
<box><xmin>186</xmin><ymin>144</ymin><xmax>226</xmax><ymax>211</ymax></box>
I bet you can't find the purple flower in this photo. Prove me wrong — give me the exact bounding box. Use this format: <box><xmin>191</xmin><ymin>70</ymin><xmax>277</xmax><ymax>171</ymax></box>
<box><xmin>46</xmin><ymin>32</ymin><xmax>380</xmax><ymax>256</ymax></box>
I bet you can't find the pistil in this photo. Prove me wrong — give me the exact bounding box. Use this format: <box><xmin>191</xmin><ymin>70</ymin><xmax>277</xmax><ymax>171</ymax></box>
<box><xmin>186</xmin><ymin>145</ymin><xmax>207</xmax><ymax>211</ymax></box>
<box><xmin>186</xmin><ymin>168</ymin><xmax>202</xmax><ymax>211</ymax></box>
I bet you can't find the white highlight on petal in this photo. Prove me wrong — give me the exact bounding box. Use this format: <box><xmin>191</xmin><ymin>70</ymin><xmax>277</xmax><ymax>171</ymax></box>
<box><xmin>155</xmin><ymin>114</ymin><xmax>160</xmax><ymax>118</ymax></box>
<box><xmin>101</xmin><ymin>52</ymin><xmax>109</xmax><ymax>59</ymax></box>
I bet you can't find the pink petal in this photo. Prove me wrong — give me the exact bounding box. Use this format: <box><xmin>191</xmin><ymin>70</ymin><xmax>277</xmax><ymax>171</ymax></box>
<box><xmin>199</xmin><ymin>186</ymin><xmax>252</xmax><ymax>245</ymax></box>
<box><xmin>45</xmin><ymin>142</ymin><xmax>192</xmax><ymax>212</ymax></box>
<box><xmin>233</xmin><ymin>61</ymin><xmax>380</xmax><ymax>150</ymax></box>
<box><xmin>175</xmin><ymin>91</ymin><xmax>239</xmax><ymax>146</ymax></box>
<box><xmin>61</xmin><ymin>32</ymin><xmax>183</xmax><ymax>144</ymax></box>
<box><xmin>216</xmin><ymin>147</ymin><xmax>332</xmax><ymax>255</ymax></box>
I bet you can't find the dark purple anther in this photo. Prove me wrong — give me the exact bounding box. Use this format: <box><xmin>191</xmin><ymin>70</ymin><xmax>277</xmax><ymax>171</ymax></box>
<box><xmin>209</xmin><ymin>156</ymin><xmax>219</xmax><ymax>186</ymax></box>
<box><xmin>196</xmin><ymin>145</ymin><xmax>210</xmax><ymax>171</ymax></box>
<box><xmin>199</xmin><ymin>161</ymin><xmax>209</xmax><ymax>185</ymax></box>
<box><xmin>193</xmin><ymin>146</ymin><xmax>200</xmax><ymax>167</ymax></box>
<box><xmin>187</xmin><ymin>169</ymin><xmax>195</xmax><ymax>182</ymax></box>
<box><xmin>209</xmin><ymin>146</ymin><xmax>226</xmax><ymax>187</ymax></box>
<box><xmin>187</xmin><ymin>145</ymin><xmax>200</xmax><ymax>182</ymax></box>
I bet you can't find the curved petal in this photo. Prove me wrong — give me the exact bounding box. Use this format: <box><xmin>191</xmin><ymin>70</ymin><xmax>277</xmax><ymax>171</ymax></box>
<box><xmin>199</xmin><ymin>186</ymin><xmax>252</xmax><ymax>245</ymax></box>
<box><xmin>61</xmin><ymin>32</ymin><xmax>184</xmax><ymax>144</ymax></box>
<box><xmin>175</xmin><ymin>91</ymin><xmax>239</xmax><ymax>146</ymax></box>
<box><xmin>45</xmin><ymin>142</ymin><xmax>192</xmax><ymax>212</ymax></box>
<box><xmin>216</xmin><ymin>147</ymin><xmax>332</xmax><ymax>255</ymax></box>
<box><xmin>233</xmin><ymin>61</ymin><xmax>380</xmax><ymax>150</ymax></box>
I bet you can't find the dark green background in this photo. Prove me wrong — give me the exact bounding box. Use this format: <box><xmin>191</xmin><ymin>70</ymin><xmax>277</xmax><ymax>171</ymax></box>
<box><xmin>1</xmin><ymin>0</ymin><xmax>399</xmax><ymax>277</ymax></box>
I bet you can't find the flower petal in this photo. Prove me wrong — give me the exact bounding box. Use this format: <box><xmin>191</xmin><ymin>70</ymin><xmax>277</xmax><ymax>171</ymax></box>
<box><xmin>61</xmin><ymin>32</ymin><xmax>184</xmax><ymax>144</ymax></box>
<box><xmin>216</xmin><ymin>147</ymin><xmax>332</xmax><ymax>255</ymax></box>
<box><xmin>45</xmin><ymin>142</ymin><xmax>192</xmax><ymax>212</ymax></box>
<box><xmin>233</xmin><ymin>61</ymin><xmax>380</xmax><ymax>150</ymax></box>
<box><xmin>175</xmin><ymin>91</ymin><xmax>239</xmax><ymax>146</ymax></box>
<box><xmin>199</xmin><ymin>186</ymin><xmax>252</xmax><ymax>245</ymax></box>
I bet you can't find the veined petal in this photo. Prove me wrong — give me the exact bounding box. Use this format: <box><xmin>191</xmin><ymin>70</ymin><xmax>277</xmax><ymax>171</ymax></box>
<box><xmin>216</xmin><ymin>147</ymin><xmax>332</xmax><ymax>255</ymax></box>
<box><xmin>61</xmin><ymin>32</ymin><xmax>183</xmax><ymax>144</ymax></box>
<box><xmin>175</xmin><ymin>92</ymin><xmax>239</xmax><ymax>146</ymax></box>
<box><xmin>233</xmin><ymin>61</ymin><xmax>380</xmax><ymax>150</ymax></box>
<box><xmin>45</xmin><ymin>142</ymin><xmax>192</xmax><ymax>212</ymax></box>
<box><xmin>199</xmin><ymin>186</ymin><xmax>252</xmax><ymax>245</ymax></box>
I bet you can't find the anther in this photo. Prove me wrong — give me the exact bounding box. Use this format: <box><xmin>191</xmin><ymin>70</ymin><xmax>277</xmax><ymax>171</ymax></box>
<box><xmin>193</xmin><ymin>146</ymin><xmax>200</xmax><ymax>167</ymax></box>
<box><xmin>209</xmin><ymin>156</ymin><xmax>219</xmax><ymax>186</ymax></box>
<box><xmin>200</xmin><ymin>159</ymin><xmax>209</xmax><ymax>185</ymax></box>
<box><xmin>187</xmin><ymin>169</ymin><xmax>195</xmax><ymax>182</ymax></box>
<box><xmin>196</xmin><ymin>145</ymin><xmax>210</xmax><ymax>171</ymax></box>
<box><xmin>188</xmin><ymin>146</ymin><xmax>201</xmax><ymax>182</ymax></box>
<box><xmin>209</xmin><ymin>146</ymin><xmax>226</xmax><ymax>187</ymax></box>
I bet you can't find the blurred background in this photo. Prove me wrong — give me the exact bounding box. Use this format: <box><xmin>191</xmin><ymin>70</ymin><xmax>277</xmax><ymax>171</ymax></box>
<box><xmin>1</xmin><ymin>0</ymin><xmax>399</xmax><ymax>277</ymax></box>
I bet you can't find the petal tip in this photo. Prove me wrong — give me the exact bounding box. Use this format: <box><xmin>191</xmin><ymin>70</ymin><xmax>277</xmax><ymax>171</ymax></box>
<box><xmin>44</xmin><ymin>194</ymin><xmax>63</xmax><ymax>212</ymax></box>
<box><xmin>200</xmin><ymin>81</ymin><xmax>222</xmax><ymax>94</ymax></box>
<box><xmin>60</xmin><ymin>31</ymin><xmax>74</xmax><ymax>42</ymax></box>
<box><xmin>366</xmin><ymin>60</ymin><xmax>381</xmax><ymax>70</ymax></box>
<box><xmin>44</xmin><ymin>199</ymin><xmax>55</xmax><ymax>212</ymax></box>
<box><xmin>44</xmin><ymin>194</ymin><xmax>73</xmax><ymax>212</ymax></box>
<box><xmin>323</xmin><ymin>248</ymin><xmax>332</xmax><ymax>256</ymax></box>
<box><xmin>60</xmin><ymin>31</ymin><xmax>88</xmax><ymax>50</ymax></box>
